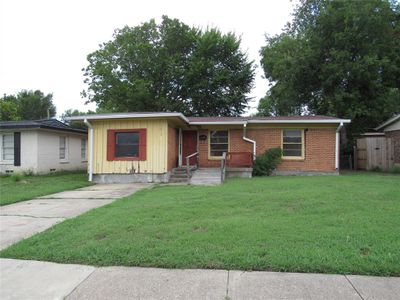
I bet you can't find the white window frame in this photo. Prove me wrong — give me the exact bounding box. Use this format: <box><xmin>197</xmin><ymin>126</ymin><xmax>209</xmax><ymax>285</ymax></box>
<box><xmin>81</xmin><ymin>138</ymin><xmax>87</xmax><ymax>161</ymax></box>
<box><xmin>0</xmin><ymin>133</ymin><xmax>15</xmax><ymax>164</ymax></box>
<box><xmin>59</xmin><ymin>136</ymin><xmax>69</xmax><ymax>162</ymax></box>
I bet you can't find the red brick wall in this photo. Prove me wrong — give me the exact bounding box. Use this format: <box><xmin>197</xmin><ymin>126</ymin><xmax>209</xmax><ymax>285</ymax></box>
<box><xmin>197</xmin><ymin>128</ymin><xmax>337</xmax><ymax>172</ymax></box>
<box><xmin>167</xmin><ymin>127</ymin><xmax>178</xmax><ymax>171</ymax></box>
<box><xmin>198</xmin><ymin>129</ymin><xmax>220</xmax><ymax>167</ymax></box>
<box><xmin>385</xmin><ymin>130</ymin><xmax>400</xmax><ymax>164</ymax></box>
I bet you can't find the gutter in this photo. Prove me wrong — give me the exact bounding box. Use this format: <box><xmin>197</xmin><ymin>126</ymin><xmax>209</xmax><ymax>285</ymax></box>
<box><xmin>68</xmin><ymin>112</ymin><xmax>189</xmax><ymax>124</ymax></box>
<box><xmin>243</xmin><ymin>123</ymin><xmax>256</xmax><ymax>160</ymax></box>
<box><xmin>190</xmin><ymin>121</ymin><xmax>247</xmax><ymax>125</ymax></box>
<box><xmin>247</xmin><ymin>119</ymin><xmax>351</xmax><ymax>124</ymax></box>
<box><xmin>84</xmin><ymin>119</ymin><xmax>94</xmax><ymax>182</ymax></box>
<box><xmin>335</xmin><ymin>122</ymin><xmax>344</xmax><ymax>170</ymax></box>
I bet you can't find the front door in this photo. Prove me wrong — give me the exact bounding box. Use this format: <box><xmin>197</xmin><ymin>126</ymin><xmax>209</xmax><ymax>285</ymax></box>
<box><xmin>182</xmin><ymin>131</ymin><xmax>197</xmax><ymax>166</ymax></box>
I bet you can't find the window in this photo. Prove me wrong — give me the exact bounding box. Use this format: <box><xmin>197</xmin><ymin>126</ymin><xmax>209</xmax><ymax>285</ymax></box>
<box><xmin>282</xmin><ymin>129</ymin><xmax>303</xmax><ymax>158</ymax></box>
<box><xmin>81</xmin><ymin>139</ymin><xmax>87</xmax><ymax>160</ymax></box>
<box><xmin>107</xmin><ymin>129</ymin><xmax>147</xmax><ymax>161</ymax></box>
<box><xmin>209</xmin><ymin>130</ymin><xmax>229</xmax><ymax>157</ymax></box>
<box><xmin>59</xmin><ymin>136</ymin><xmax>68</xmax><ymax>160</ymax></box>
<box><xmin>115</xmin><ymin>132</ymin><xmax>139</xmax><ymax>157</ymax></box>
<box><xmin>2</xmin><ymin>134</ymin><xmax>14</xmax><ymax>161</ymax></box>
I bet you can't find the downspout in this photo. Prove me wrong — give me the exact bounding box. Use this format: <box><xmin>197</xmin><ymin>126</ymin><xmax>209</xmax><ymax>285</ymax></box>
<box><xmin>243</xmin><ymin>123</ymin><xmax>256</xmax><ymax>160</ymax></box>
<box><xmin>84</xmin><ymin>119</ymin><xmax>94</xmax><ymax>182</ymax></box>
<box><xmin>335</xmin><ymin>122</ymin><xmax>344</xmax><ymax>170</ymax></box>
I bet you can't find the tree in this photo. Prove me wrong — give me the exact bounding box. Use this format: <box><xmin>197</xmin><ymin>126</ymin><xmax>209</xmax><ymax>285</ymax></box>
<box><xmin>0</xmin><ymin>90</ymin><xmax>56</xmax><ymax>121</ymax></box>
<box><xmin>61</xmin><ymin>109</ymin><xmax>96</xmax><ymax>129</ymax></box>
<box><xmin>0</xmin><ymin>95</ymin><xmax>19</xmax><ymax>121</ymax></box>
<box><xmin>259</xmin><ymin>0</ymin><xmax>400</xmax><ymax>136</ymax></box>
<box><xmin>82</xmin><ymin>16</ymin><xmax>255</xmax><ymax>116</ymax></box>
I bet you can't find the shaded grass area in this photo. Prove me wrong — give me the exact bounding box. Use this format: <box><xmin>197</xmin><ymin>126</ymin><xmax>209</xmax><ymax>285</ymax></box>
<box><xmin>1</xmin><ymin>173</ymin><xmax>399</xmax><ymax>276</ymax></box>
<box><xmin>0</xmin><ymin>171</ymin><xmax>92</xmax><ymax>206</ymax></box>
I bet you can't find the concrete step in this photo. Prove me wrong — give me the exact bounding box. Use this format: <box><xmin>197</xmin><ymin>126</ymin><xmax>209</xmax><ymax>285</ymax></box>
<box><xmin>190</xmin><ymin>168</ymin><xmax>222</xmax><ymax>185</ymax></box>
<box><xmin>172</xmin><ymin>170</ymin><xmax>188</xmax><ymax>175</ymax></box>
<box><xmin>170</xmin><ymin>174</ymin><xmax>188</xmax><ymax>179</ymax></box>
<box><xmin>169</xmin><ymin>178</ymin><xmax>188</xmax><ymax>183</ymax></box>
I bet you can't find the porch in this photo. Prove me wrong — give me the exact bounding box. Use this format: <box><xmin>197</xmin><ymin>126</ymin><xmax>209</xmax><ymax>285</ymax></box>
<box><xmin>169</xmin><ymin>151</ymin><xmax>253</xmax><ymax>184</ymax></box>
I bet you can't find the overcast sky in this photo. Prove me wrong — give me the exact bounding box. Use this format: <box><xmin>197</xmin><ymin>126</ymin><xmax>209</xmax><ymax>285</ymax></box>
<box><xmin>0</xmin><ymin>0</ymin><xmax>295</xmax><ymax>116</ymax></box>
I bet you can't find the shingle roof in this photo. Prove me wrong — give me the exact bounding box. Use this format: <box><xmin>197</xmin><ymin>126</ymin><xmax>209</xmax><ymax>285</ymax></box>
<box><xmin>0</xmin><ymin>119</ymin><xmax>87</xmax><ymax>134</ymax></box>
<box><xmin>67</xmin><ymin>111</ymin><xmax>350</xmax><ymax>124</ymax></box>
<box><xmin>188</xmin><ymin>115</ymin><xmax>346</xmax><ymax>123</ymax></box>
<box><xmin>375</xmin><ymin>114</ymin><xmax>400</xmax><ymax>131</ymax></box>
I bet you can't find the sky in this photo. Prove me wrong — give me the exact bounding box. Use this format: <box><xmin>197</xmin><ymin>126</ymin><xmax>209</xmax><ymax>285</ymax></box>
<box><xmin>0</xmin><ymin>0</ymin><xmax>295</xmax><ymax>117</ymax></box>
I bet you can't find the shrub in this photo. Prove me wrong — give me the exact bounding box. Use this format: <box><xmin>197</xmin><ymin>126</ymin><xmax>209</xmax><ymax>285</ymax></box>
<box><xmin>23</xmin><ymin>169</ymin><xmax>34</xmax><ymax>176</ymax></box>
<box><xmin>369</xmin><ymin>166</ymin><xmax>383</xmax><ymax>172</ymax></box>
<box><xmin>253</xmin><ymin>147</ymin><xmax>282</xmax><ymax>176</ymax></box>
<box><xmin>10</xmin><ymin>173</ymin><xmax>24</xmax><ymax>182</ymax></box>
<box><xmin>390</xmin><ymin>166</ymin><xmax>400</xmax><ymax>174</ymax></box>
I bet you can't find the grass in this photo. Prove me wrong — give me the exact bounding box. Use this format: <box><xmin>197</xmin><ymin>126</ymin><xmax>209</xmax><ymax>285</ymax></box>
<box><xmin>0</xmin><ymin>171</ymin><xmax>93</xmax><ymax>206</ymax></box>
<box><xmin>1</xmin><ymin>173</ymin><xmax>399</xmax><ymax>276</ymax></box>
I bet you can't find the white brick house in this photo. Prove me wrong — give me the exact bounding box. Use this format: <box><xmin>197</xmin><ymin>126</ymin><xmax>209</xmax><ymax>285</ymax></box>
<box><xmin>0</xmin><ymin>119</ymin><xmax>88</xmax><ymax>174</ymax></box>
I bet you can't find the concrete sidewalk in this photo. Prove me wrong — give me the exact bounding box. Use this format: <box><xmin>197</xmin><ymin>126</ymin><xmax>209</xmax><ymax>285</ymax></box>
<box><xmin>0</xmin><ymin>183</ymin><xmax>151</xmax><ymax>250</ymax></box>
<box><xmin>0</xmin><ymin>259</ymin><xmax>399</xmax><ymax>300</ymax></box>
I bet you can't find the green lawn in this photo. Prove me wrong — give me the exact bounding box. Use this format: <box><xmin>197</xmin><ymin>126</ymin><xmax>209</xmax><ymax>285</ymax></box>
<box><xmin>0</xmin><ymin>171</ymin><xmax>93</xmax><ymax>206</ymax></box>
<box><xmin>1</xmin><ymin>173</ymin><xmax>399</xmax><ymax>276</ymax></box>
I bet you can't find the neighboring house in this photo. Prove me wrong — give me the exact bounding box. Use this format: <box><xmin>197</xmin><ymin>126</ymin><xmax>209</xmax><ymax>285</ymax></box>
<box><xmin>68</xmin><ymin>112</ymin><xmax>350</xmax><ymax>183</ymax></box>
<box><xmin>376</xmin><ymin>114</ymin><xmax>400</xmax><ymax>167</ymax></box>
<box><xmin>0</xmin><ymin>119</ymin><xmax>88</xmax><ymax>174</ymax></box>
<box><xmin>355</xmin><ymin>114</ymin><xmax>400</xmax><ymax>170</ymax></box>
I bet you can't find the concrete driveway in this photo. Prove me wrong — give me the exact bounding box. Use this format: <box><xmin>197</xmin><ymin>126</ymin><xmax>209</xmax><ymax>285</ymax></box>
<box><xmin>0</xmin><ymin>183</ymin><xmax>151</xmax><ymax>250</ymax></box>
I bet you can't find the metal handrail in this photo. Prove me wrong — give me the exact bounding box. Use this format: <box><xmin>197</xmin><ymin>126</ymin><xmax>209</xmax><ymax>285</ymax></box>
<box><xmin>186</xmin><ymin>151</ymin><xmax>199</xmax><ymax>179</ymax></box>
<box><xmin>220</xmin><ymin>152</ymin><xmax>227</xmax><ymax>183</ymax></box>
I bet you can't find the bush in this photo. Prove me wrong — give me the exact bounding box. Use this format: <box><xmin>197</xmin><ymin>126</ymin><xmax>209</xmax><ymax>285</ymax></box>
<box><xmin>369</xmin><ymin>166</ymin><xmax>383</xmax><ymax>172</ymax></box>
<box><xmin>390</xmin><ymin>166</ymin><xmax>400</xmax><ymax>174</ymax></box>
<box><xmin>253</xmin><ymin>147</ymin><xmax>282</xmax><ymax>176</ymax></box>
<box><xmin>10</xmin><ymin>173</ymin><xmax>24</xmax><ymax>182</ymax></box>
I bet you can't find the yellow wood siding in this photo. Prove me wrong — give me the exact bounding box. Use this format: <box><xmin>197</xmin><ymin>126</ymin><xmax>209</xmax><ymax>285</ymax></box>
<box><xmin>91</xmin><ymin>119</ymin><xmax>168</xmax><ymax>174</ymax></box>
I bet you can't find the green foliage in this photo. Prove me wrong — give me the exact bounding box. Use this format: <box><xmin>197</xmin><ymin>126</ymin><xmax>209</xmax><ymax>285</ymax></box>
<box><xmin>259</xmin><ymin>0</ymin><xmax>400</xmax><ymax>136</ymax></box>
<box><xmin>61</xmin><ymin>109</ymin><xmax>96</xmax><ymax>129</ymax></box>
<box><xmin>369</xmin><ymin>166</ymin><xmax>383</xmax><ymax>172</ymax></box>
<box><xmin>82</xmin><ymin>16</ymin><xmax>255</xmax><ymax>116</ymax></box>
<box><xmin>10</xmin><ymin>173</ymin><xmax>24</xmax><ymax>182</ymax></box>
<box><xmin>0</xmin><ymin>95</ymin><xmax>19</xmax><ymax>121</ymax></box>
<box><xmin>389</xmin><ymin>166</ymin><xmax>400</xmax><ymax>174</ymax></box>
<box><xmin>252</xmin><ymin>147</ymin><xmax>282</xmax><ymax>176</ymax></box>
<box><xmin>2</xmin><ymin>174</ymin><xmax>400</xmax><ymax>276</ymax></box>
<box><xmin>0</xmin><ymin>90</ymin><xmax>56</xmax><ymax>121</ymax></box>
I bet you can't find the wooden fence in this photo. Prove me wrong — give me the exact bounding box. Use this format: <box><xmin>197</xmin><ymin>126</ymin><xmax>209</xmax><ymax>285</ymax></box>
<box><xmin>355</xmin><ymin>136</ymin><xmax>394</xmax><ymax>171</ymax></box>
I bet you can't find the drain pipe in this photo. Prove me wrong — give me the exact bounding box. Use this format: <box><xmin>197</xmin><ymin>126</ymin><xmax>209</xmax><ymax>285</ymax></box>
<box><xmin>243</xmin><ymin>123</ymin><xmax>256</xmax><ymax>160</ymax></box>
<box><xmin>84</xmin><ymin>119</ymin><xmax>94</xmax><ymax>182</ymax></box>
<box><xmin>335</xmin><ymin>122</ymin><xmax>343</xmax><ymax>170</ymax></box>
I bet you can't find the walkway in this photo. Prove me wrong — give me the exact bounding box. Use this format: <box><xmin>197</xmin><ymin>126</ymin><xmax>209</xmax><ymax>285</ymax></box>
<box><xmin>0</xmin><ymin>183</ymin><xmax>151</xmax><ymax>250</ymax></box>
<box><xmin>1</xmin><ymin>258</ymin><xmax>399</xmax><ymax>300</ymax></box>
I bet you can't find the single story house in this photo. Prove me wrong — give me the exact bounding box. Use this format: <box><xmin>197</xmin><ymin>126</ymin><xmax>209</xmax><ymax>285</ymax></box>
<box><xmin>375</xmin><ymin>114</ymin><xmax>400</xmax><ymax>167</ymax></box>
<box><xmin>355</xmin><ymin>114</ymin><xmax>399</xmax><ymax>171</ymax></box>
<box><xmin>68</xmin><ymin>112</ymin><xmax>350</xmax><ymax>183</ymax></box>
<box><xmin>0</xmin><ymin>119</ymin><xmax>88</xmax><ymax>174</ymax></box>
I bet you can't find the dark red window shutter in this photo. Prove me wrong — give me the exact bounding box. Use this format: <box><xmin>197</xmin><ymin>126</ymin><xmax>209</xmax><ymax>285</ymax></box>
<box><xmin>139</xmin><ymin>129</ymin><xmax>147</xmax><ymax>160</ymax></box>
<box><xmin>107</xmin><ymin>130</ymin><xmax>115</xmax><ymax>161</ymax></box>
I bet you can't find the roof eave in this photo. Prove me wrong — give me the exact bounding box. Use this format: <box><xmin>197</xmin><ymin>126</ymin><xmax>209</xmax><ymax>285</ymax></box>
<box><xmin>189</xmin><ymin>121</ymin><xmax>247</xmax><ymax>125</ymax></box>
<box><xmin>247</xmin><ymin>119</ymin><xmax>351</xmax><ymax>124</ymax></box>
<box><xmin>375</xmin><ymin>115</ymin><xmax>400</xmax><ymax>131</ymax></box>
<box><xmin>67</xmin><ymin>113</ymin><xmax>189</xmax><ymax>123</ymax></box>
